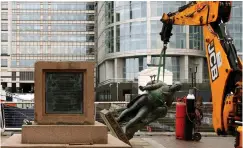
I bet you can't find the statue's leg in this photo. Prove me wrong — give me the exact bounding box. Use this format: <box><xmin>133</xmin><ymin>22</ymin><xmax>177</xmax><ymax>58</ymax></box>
<box><xmin>124</xmin><ymin>106</ymin><xmax>167</xmax><ymax>140</ymax></box>
<box><xmin>146</xmin><ymin>105</ymin><xmax>168</xmax><ymax>124</ymax></box>
<box><xmin>117</xmin><ymin>96</ymin><xmax>147</xmax><ymax>123</ymax></box>
<box><xmin>124</xmin><ymin>106</ymin><xmax>149</xmax><ymax>133</ymax></box>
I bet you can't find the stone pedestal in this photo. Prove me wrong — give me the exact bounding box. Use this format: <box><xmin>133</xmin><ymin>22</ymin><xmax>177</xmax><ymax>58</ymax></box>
<box><xmin>2</xmin><ymin>62</ymin><xmax>131</xmax><ymax>148</ymax></box>
<box><xmin>2</xmin><ymin>121</ymin><xmax>130</xmax><ymax>148</ymax></box>
<box><xmin>34</xmin><ymin>62</ymin><xmax>95</xmax><ymax>125</ymax></box>
<box><xmin>21</xmin><ymin>122</ymin><xmax>108</xmax><ymax>144</ymax></box>
<box><xmin>2</xmin><ymin>134</ymin><xmax>130</xmax><ymax>148</ymax></box>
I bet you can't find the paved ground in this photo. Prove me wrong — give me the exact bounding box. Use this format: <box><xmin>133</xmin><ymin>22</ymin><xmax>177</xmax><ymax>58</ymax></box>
<box><xmin>1</xmin><ymin>134</ymin><xmax>235</xmax><ymax>148</ymax></box>
<box><xmin>1</xmin><ymin>135</ymin><xmax>10</xmax><ymax>144</ymax></box>
<box><xmin>130</xmin><ymin>136</ymin><xmax>235</xmax><ymax>148</ymax></box>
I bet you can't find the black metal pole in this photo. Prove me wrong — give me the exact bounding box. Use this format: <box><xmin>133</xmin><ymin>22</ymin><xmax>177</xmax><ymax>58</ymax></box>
<box><xmin>194</xmin><ymin>66</ymin><xmax>197</xmax><ymax>88</ymax></box>
<box><xmin>131</xmin><ymin>81</ymin><xmax>133</xmax><ymax>101</ymax></box>
<box><xmin>194</xmin><ymin>66</ymin><xmax>197</xmax><ymax>98</ymax></box>
<box><xmin>191</xmin><ymin>72</ymin><xmax>194</xmax><ymax>87</ymax></box>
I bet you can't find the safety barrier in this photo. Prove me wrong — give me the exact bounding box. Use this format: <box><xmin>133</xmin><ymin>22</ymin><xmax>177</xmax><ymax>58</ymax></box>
<box><xmin>1</xmin><ymin>102</ymin><xmax>34</xmax><ymax>131</ymax></box>
<box><xmin>1</xmin><ymin>102</ymin><xmax>213</xmax><ymax>133</ymax></box>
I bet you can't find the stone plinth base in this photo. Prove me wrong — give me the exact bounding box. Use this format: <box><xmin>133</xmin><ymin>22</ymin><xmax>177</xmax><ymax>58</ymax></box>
<box><xmin>2</xmin><ymin>134</ymin><xmax>131</xmax><ymax>148</ymax></box>
<box><xmin>22</xmin><ymin>122</ymin><xmax>107</xmax><ymax>144</ymax></box>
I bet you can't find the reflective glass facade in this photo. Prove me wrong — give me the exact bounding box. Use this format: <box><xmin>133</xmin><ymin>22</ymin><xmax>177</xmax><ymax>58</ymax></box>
<box><xmin>97</xmin><ymin>1</ymin><xmax>243</xmax><ymax>85</ymax></box>
<box><xmin>10</xmin><ymin>2</ymin><xmax>95</xmax><ymax>68</ymax></box>
<box><xmin>0</xmin><ymin>1</ymin><xmax>95</xmax><ymax>93</ymax></box>
<box><xmin>150</xmin><ymin>1</ymin><xmax>186</xmax><ymax>17</ymax></box>
<box><xmin>151</xmin><ymin>21</ymin><xmax>186</xmax><ymax>49</ymax></box>
<box><xmin>1</xmin><ymin>59</ymin><xmax>8</xmax><ymax>67</ymax></box>
<box><xmin>1</xmin><ymin>45</ymin><xmax>8</xmax><ymax>55</ymax></box>
<box><xmin>117</xmin><ymin>21</ymin><xmax>147</xmax><ymax>52</ymax></box>
<box><xmin>97</xmin><ymin>1</ymin><xmax>187</xmax><ymax>82</ymax></box>
<box><xmin>188</xmin><ymin>1</ymin><xmax>243</xmax><ymax>51</ymax></box>
<box><xmin>115</xmin><ymin>1</ymin><xmax>147</xmax><ymax>22</ymax></box>
<box><xmin>150</xmin><ymin>1</ymin><xmax>187</xmax><ymax>50</ymax></box>
<box><xmin>124</xmin><ymin>57</ymin><xmax>147</xmax><ymax>80</ymax></box>
<box><xmin>227</xmin><ymin>1</ymin><xmax>242</xmax><ymax>50</ymax></box>
<box><xmin>151</xmin><ymin>56</ymin><xmax>180</xmax><ymax>81</ymax></box>
<box><xmin>189</xmin><ymin>26</ymin><xmax>204</xmax><ymax>50</ymax></box>
<box><xmin>12</xmin><ymin>2</ymin><xmax>94</xmax><ymax>10</ymax></box>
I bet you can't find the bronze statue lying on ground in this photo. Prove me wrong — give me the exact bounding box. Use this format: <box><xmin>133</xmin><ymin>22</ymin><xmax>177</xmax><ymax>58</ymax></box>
<box><xmin>115</xmin><ymin>80</ymin><xmax>182</xmax><ymax>140</ymax></box>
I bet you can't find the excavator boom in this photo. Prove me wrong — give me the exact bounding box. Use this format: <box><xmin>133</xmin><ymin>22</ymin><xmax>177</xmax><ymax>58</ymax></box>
<box><xmin>160</xmin><ymin>1</ymin><xmax>242</xmax><ymax>148</ymax></box>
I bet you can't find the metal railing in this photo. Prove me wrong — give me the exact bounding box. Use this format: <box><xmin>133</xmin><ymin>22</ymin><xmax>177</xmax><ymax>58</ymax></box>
<box><xmin>98</xmin><ymin>78</ymin><xmax>210</xmax><ymax>85</ymax></box>
<box><xmin>1</xmin><ymin>101</ymin><xmax>213</xmax><ymax>133</ymax></box>
<box><xmin>98</xmin><ymin>78</ymin><xmax>138</xmax><ymax>87</ymax></box>
<box><xmin>1</xmin><ymin>102</ymin><xmax>34</xmax><ymax>131</ymax></box>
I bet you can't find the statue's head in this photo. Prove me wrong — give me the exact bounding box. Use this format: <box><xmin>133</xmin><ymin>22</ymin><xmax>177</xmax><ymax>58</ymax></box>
<box><xmin>169</xmin><ymin>81</ymin><xmax>182</xmax><ymax>92</ymax></box>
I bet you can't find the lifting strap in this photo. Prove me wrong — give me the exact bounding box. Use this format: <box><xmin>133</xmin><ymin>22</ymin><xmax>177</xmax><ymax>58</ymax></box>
<box><xmin>157</xmin><ymin>45</ymin><xmax>167</xmax><ymax>82</ymax></box>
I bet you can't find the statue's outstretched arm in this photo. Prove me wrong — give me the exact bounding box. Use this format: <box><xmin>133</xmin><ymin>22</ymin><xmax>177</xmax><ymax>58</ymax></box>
<box><xmin>142</xmin><ymin>82</ymin><xmax>166</xmax><ymax>91</ymax></box>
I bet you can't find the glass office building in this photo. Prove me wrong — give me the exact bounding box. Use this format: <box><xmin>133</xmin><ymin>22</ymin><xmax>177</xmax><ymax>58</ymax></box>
<box><xmin>1</xmin><ymin>2</ymin><xmax>95</xmax><ymax>93</ymax></box>
<box><xmin>96</xmin><ymin>1</ymin><xmax>242</xmax><ymax>101</ymax></box>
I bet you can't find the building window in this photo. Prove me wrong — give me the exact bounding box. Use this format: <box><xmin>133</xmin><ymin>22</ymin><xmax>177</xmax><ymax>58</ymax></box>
<box><xmin>11</xmin><ymin>60</ymin><xmax>17</xmax><ymax>68</ymax></box>
<box><xmin>1</xmin><ymin>23</ymin><xmax>8</xmax><ymax>31</ymax></box>
<box><xmin>188</xmin><ymin>57</ymin><xmax>202</xmax><ymax>83</ymax></box>
<box><xmin>1</xmin><ymin>2</ymin><xmax>8</xmax><ymax>10</ymax></box>
<box><xmin>150</xmin><ymin>20</ymin><xmax>186</xmax><ymax>49</ymax></box>
<box><xmin>1</xmin><ymin>45</ymin><xmax>8</xmax><ymax>55</ymax></box>
<box><xmin>9</xmin><ymin>2</ymin><xmax>95</xmax><ymax>66</ymax></box>
<box><xmin>86</xmin><ymin>35</ymin><xmax>95</xmax><ymax>42</ymax></box>
<box><xmin>12</xmin><ymin>72</ymin><xmax>16</xmax><ymax>81</ymax></box>
<box><xmin>105</xmin><ymin>27</ymin><xmax>114</xmax><ymax>53</ymax></box>
<box><xmin>1</xmin><ymin>12</ymin><xmax>8</xmax><ymax>20</ymax></box>
<box><xmin>20</xmin><ymin>72</ymin><xmax>34</xmax><ymax>81</ymax></box>
<box><xmin>203</xmin><ymin>58</ymin><xmax>209</xmax><ymax>82</ymax></box>
<box><xmin>19</xmin><ymin>59</ymin><xmax>36</xmax><ymax>68</ymax></box>
<box><xmin>1</xmin><ymin>59</ymin><xmax>8</xmax><ymax>67</ymax></box>
<box><xmin>86</xmin><ymin>24</ymin><xmax>94</xmax><ymax>31</ymax></box>
<box><xmin>124</xmin><ymin>57</ymin><xmax>147</xmax><ymax>80</ymax></box>
<box><xmin>225</xmin><ymin>1</ymin><xmax>242</xmax><ymax>50</ymax></box>
<box><xmin>151</xmin><ymin>56</ymin><xmax>180</xmax><ymax>81</ymax></box>
<box><xmin>87</xmin><ymin>14</ymin><xmax>94</xmax><ymax>21</ymax></box>
<box><xmin>86</xmin><ymin>2</ymin><xmax>94</xmax><ymax>10</ymax></box>
<box><xmin>116</xmin><ymin>21</ymin><xmax>147</xmax><ymax>52</ymax></box>
<box><xmin>150</xmin><ymin>1</ymin><xmax>186</xmax><ymax>17</ymax></box>
<box><xmin>86</xmin><ymin>45</ymin><xmax>95</xmax><ymax>55</ymax></box>
<box><xmin>1</xmin><ymin>33</ymin><xmax>8</xmax><ymax>42</ymax></box>
<box><xmin>189</xmin><ymin>26</ymin><xmax>204</xmax><ymax>50</ymax></box>
<box><xmin>115</xmin><ymin>2</ymin><xmax>147</xmax><ymax>22</ymax></box>
<box><xmin>104</xmin><ymin>2</ymin><xmax>114</xmax><ymax>25</ymax></box>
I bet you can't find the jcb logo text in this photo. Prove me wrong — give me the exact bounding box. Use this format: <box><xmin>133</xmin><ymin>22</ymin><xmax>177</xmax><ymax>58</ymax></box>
<box><xmin>208</xmin><ymin>41</ymin><xmax>219</xmax><ymax>82</ymax></box>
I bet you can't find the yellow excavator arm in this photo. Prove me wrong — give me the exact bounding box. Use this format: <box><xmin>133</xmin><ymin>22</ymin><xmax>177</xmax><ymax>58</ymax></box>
<box><xmin>160</xmin><ymin>1</ymin><xmax>242</xmax><ymax>148</ymax></box>
<box><xmin>161</xmin><ymin>1</ymin><xmax>230</xmax><ymax>25</ymax></box>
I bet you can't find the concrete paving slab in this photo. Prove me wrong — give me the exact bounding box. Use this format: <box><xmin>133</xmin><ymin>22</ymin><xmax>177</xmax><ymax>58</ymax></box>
<box><xmin>1</xmin><ymin>134</ymin><xmax>131</xmax><ymax>148</ymax></box>
<box><xmin>145</xmin><ymin>136</ymin><xmax>235</xmax><ymax>148</ymax></box>
<box><xmin>135</xmin><ymin>132</ymin><xmax>219</xmax><ymax>137</ymax></box>
<box><xmin>141</xmin><ymin>138</ymin><xmax>166</xmax><ymax>148</ymax></box>
<box><xmin>1</xmin><ymin>135</ymin><xmax>10</xmax><ymax>144</ymax></box>
<box><xmin>1</xmin><ymin>134</ymin><xmax>236</xmax><ymax>148</ymax></box>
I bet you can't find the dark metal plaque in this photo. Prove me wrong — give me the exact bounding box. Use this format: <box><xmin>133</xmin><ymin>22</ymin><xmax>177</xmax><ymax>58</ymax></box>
<box><xmin>45</xmin><ymin>72</ymin><xmax>83</xmax><ymax>114</ymax></box>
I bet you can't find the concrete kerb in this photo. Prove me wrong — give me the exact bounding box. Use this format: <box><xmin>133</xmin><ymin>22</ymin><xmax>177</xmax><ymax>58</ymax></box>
<box><xmin>1</xmin><ymin>131</ymin><xmax>16</xmax><ymax>136</ymax></box>
<box><xmin>133</xmin><ymin>132</ymin><xmax>233</xmax><ymax>137</ymax></box>
<box><xmin>3</xmin><ymin>131</ymin><xmax>231</xmax><ymax>137</ymax></box>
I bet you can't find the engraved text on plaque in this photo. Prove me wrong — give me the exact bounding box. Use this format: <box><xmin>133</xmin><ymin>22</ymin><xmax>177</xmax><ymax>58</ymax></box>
<box><xmin>45</xmin><ymin>72</ymin><xmax>83</xmax><ymax>114</ymax></box>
